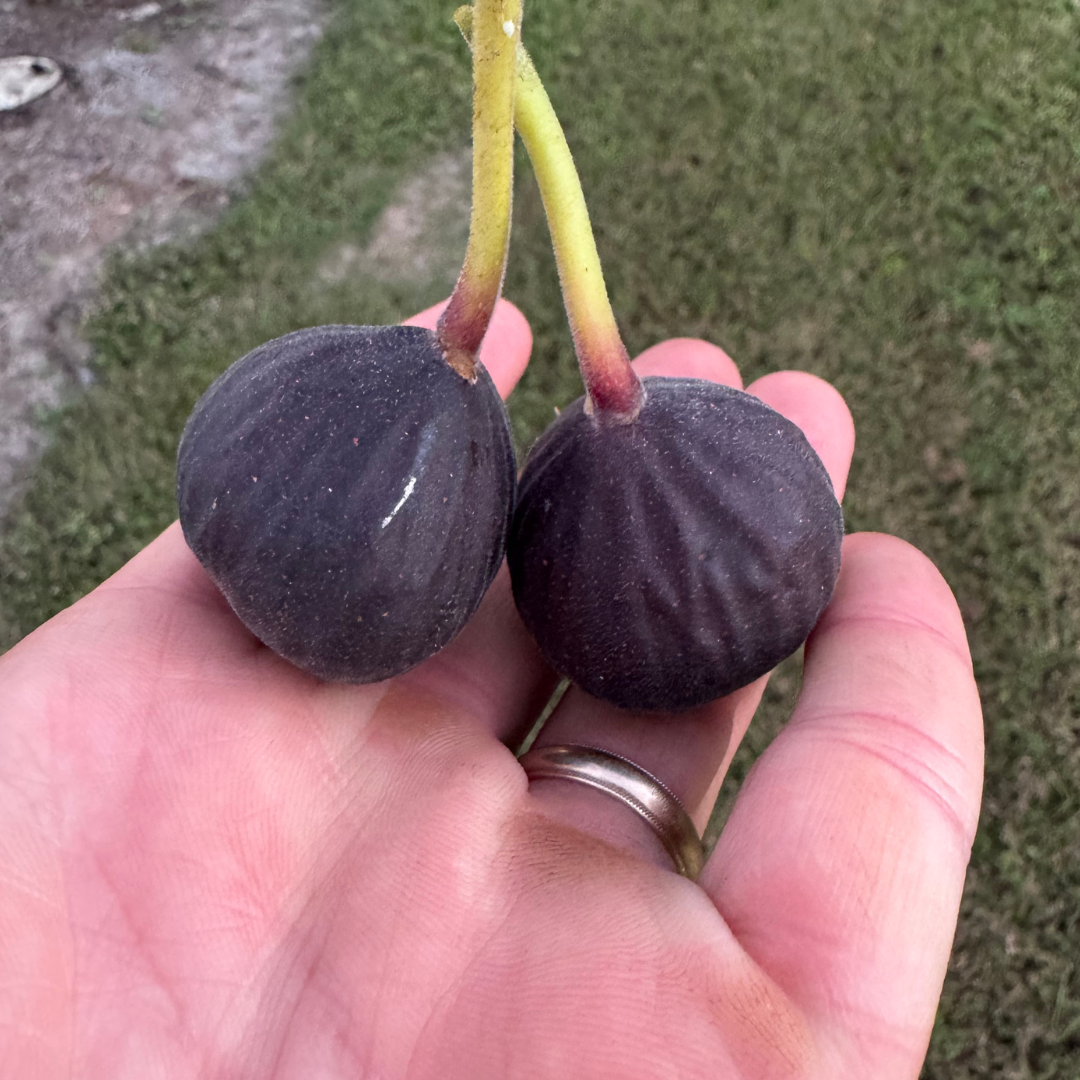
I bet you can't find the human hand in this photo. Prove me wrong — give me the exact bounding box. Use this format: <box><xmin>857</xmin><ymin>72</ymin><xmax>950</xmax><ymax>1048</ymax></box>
<box><xmin>0</xmin><ymin>300</ymin><xmax>983</xmax><ymax>1079</ymax></box>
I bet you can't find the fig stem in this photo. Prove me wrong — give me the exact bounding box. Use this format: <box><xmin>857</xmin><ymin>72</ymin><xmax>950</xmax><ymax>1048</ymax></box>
<box><xmin>437</xmin><ymin>0</ymin><xmax>522</xmax><ymax>380</ymax></box>
<box><xmin>455</xmin><ymin>8</ymin><xmax>643</xmax><ymax>421</ymax></box>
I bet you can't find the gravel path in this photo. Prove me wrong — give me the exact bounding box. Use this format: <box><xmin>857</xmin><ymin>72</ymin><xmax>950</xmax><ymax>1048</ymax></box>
<box><xmin>0</xmin><ymin>0</ymin><xmax>326</xmax><ymax>520</ymax></box>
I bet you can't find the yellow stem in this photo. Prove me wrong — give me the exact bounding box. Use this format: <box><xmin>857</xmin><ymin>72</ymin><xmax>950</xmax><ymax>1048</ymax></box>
<box><xmin>437</xmin><ymin>0</ymin><xmax>522</xmax><ymax>380</ymax></box>
<box><xmin>455</xmin><ymin>7</ymin><xmax>642</xmax><ymax>419</ymax></box>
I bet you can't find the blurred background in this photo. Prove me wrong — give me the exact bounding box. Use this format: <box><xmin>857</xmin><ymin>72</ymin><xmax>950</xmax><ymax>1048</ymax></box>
<box><xmin>2</xmin><ymin>0</ymin><xmax>1078</xmax><ymax>1074</ymax></box>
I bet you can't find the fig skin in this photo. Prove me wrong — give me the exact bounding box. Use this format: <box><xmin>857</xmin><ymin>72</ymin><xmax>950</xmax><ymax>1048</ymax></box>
<box><xmin>177</xmin><ymin>324</ymin><xmax>515</xmax><ymax>682</ymax></box>
<box><xmin>508</xmin><ymin>377</ymin><xmax>843</xmax><ymax>712</ymax></box>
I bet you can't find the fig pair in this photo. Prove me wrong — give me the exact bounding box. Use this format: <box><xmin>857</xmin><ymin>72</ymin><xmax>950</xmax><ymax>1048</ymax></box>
<box><xmin>175</xmin><ymin>2</ymin><xmax>843</xmax><ymax>713</ymax></box>
<box><xmin>176</xmin><ymin>325</ymin><xmax>841</xmax><ymax>713</ymax></box>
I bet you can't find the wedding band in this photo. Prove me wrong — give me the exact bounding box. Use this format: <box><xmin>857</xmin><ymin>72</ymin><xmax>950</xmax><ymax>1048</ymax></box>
<box><xmin>519</xmin><ymin>744</ymin><xmax>705</xmax><ymax>880</ymax></box>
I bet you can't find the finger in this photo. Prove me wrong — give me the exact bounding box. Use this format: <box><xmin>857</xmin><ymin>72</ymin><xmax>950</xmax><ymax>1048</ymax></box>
<box><xmin>527</xmin><ymin>346</ymin><xmax>855</xmax><ymax>870</ymax></box>
<box><xmin>704</xmin><ymin>534</ymin><xmax>984</xmax><ymax>1076</ymax></box>
<box><xmin>632</xmin><ymin>337</ymin><xmax>743</xmax><ymax>387</ymax></box>
<box><xmin>403</xmin><ymin>297</ymin><xmax>533</xmax><ymax>400</ymax></box>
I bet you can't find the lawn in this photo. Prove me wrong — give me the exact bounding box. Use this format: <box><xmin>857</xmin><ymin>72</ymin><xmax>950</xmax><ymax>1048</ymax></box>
<box><xmin>2</xmin><ymin>0</ymin><xmax>1079</xmax><ymax>1074</ymax></box>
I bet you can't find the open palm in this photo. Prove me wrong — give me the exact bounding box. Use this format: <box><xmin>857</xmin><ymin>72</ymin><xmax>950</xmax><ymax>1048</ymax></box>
<box><xmin>0</xmin><ymin>301</ymin><xmax>983</xmax><ymax>1079</ymax></box>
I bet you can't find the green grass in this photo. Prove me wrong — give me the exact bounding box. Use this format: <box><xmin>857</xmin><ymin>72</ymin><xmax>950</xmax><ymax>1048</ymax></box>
<box><xmin>3</xmin><ymin>0</ymin><xmax>1080</xmax><ymax>1073</ymax></box>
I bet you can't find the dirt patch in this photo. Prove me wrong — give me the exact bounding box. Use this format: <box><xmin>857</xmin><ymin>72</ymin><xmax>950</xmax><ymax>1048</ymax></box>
<box><xmin>0</xmin><ymin>0</ymin><xmax>326</xmax><ymax>520</ymax></box>
<box><xmin>316</xmin><ymin>149</ymin><xmax>471</xmax><ymax>288</ymax></box>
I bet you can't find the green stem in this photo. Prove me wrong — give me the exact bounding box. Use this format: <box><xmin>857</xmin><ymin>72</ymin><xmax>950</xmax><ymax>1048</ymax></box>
<box><xmin>437</xmin><ymin>0</ymin><xmax>522</xmax><ymax>380</ymax></box>
<box><xmin>455</xmin><ymin>7</ymin><xmax>643</xmax><ymax>420</ymax></box>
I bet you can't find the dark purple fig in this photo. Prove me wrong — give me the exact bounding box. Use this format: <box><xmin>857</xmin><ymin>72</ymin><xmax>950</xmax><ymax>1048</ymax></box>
<box><xmin>508</xmin><ymin>377</ymin><xmax>843</xmax><ymax>711</ymax></box>
<box><xmin>177</xmin><ymin>324</ymin><xmax>515</xmax><ymax>682</ymax></box>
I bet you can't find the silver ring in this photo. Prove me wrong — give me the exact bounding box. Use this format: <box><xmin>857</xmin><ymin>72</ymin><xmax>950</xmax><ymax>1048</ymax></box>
<box><xmin>519</xmin><ymin>744</ymin><xmax>704</xmax><ymax>880</ymax></box>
